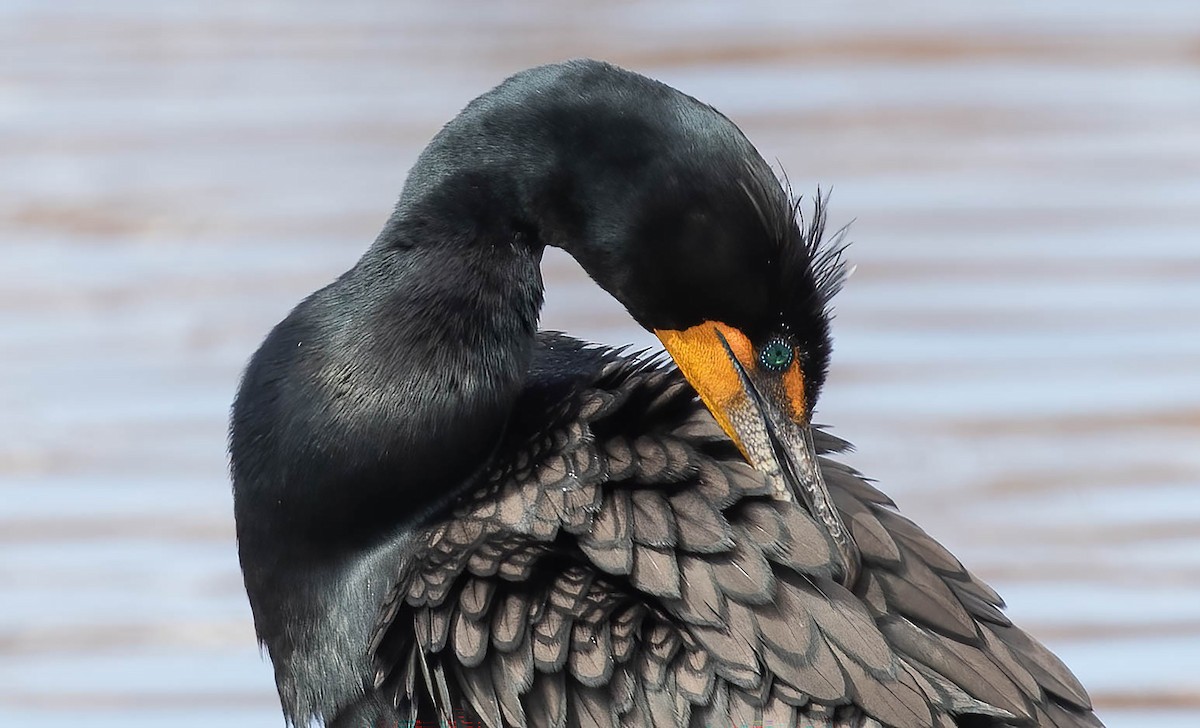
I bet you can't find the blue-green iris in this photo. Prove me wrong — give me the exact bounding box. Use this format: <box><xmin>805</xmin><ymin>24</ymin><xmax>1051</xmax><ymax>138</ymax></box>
<box><xmin>759</xmin><ymin>338</ymin><xmax>793</xmax><ymax>372</ymax></box>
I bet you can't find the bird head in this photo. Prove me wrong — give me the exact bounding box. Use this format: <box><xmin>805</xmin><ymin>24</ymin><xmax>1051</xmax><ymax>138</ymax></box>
<box><xmin>644</xmin><ymin>194</ymin><xmax>858</xmax><ymax>582</ymax></box>
<box><xmin>535</xmin><ymin>61</ymin><xmax>859</xmax><ymax>579</ymax></box>
<box><xmin>410</xmin><ymin>59</ymin><xmax>859</xmax><ymax>578</ymax></box>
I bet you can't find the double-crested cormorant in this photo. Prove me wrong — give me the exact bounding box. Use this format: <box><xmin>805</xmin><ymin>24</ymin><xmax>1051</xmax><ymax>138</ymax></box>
<box><xmin>231</xmin><ymin>60</ymin><xmax>1102</xmax><ymax>728</ymax></box>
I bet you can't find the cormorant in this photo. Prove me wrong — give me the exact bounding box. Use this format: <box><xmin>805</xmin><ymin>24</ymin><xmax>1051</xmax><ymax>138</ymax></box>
<box><xmin>231</xmin><ymin>60</ymin><xmax>1102</xmax><ymax>728</ymax></box>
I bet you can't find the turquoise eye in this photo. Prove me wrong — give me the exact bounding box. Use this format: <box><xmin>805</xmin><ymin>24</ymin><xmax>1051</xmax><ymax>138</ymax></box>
<box><xmin>759</xmin><ymin>338</ymin><xmax>794</xmax><ymax>372</ymax></box>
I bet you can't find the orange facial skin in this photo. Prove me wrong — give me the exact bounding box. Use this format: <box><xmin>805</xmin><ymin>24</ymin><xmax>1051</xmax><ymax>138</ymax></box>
<box><xmin>655</xmin><ymin>321</ymin><xmax>807</xmax><ymax>458</ymax></box>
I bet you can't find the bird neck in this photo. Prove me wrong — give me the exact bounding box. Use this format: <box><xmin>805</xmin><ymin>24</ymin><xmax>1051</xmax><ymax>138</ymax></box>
<box><xmin>229</xmin><ymin>202</ymin><xmax>545</xmax><ymax>724</ymax></box>
<box><xmin>232</xmin><ymin>220</ymin><xmax>544</xmax><ymax>558</ymax></box>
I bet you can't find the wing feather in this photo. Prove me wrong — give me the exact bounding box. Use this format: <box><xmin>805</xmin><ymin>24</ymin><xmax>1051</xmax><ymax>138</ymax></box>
<box><xmin>358</xmin><ymin>349</ymin><xmax>1101</xmax><ymax>728</ymax></box>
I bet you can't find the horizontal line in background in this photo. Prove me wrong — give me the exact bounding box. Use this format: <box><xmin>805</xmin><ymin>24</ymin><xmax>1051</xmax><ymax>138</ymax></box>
<box><xmin>0</xmin><ymin>688</ymin><xmax>1195</xmax><ymax>714</ymax></box>
<box><xmin>0</xmin><ymin>516</ymin><xmax>233</xmax><ymax>544</ymax></box>
<box><xmin>934</xmin><ymin>409</ymin><xmax>1200</xmax><ymax>436</ymax></box>
<box><xmin>0</xmin><ymin>622</ymin><xmax>251</xmax><ymax>656</ymax></box>
<box><xmin>0</xmin><ymin>690</ymin><xmax>276</xmax><ymax>711</ymax></box>
<box><xmin>1095</xmin><ymin>689</ymin><xmax>1200</xmax><ymax>711</ymax></box>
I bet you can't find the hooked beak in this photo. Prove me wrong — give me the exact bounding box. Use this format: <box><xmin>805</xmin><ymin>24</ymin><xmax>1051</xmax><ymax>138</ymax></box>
<box><xmin>656</xmin><ymin>321</ymin><xmax>860</xmax><ymax>585</ymax></box>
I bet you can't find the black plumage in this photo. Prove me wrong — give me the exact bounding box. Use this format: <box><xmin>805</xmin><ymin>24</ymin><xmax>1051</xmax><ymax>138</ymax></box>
<box><xmin>230</xmin><ymin>59</ymin><xmax>1102</xmax><ymax>728</ymax></box>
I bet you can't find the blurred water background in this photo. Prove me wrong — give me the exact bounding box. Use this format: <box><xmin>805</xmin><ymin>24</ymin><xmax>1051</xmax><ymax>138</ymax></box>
<box><xmin>2</xmin><ymin>1</ymin><xmax>1199</xmax><ymax>726</ymax></box>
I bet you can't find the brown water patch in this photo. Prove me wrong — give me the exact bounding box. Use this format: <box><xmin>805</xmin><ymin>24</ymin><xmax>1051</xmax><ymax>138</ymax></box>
<box><xmin>1028</xmin><ymin>619</ymin><xmax>1200</xmax><ymax>643</ymax></box>
<box><xmin>946</xmin><ymin>409</ymin><xmax>1200</xmax><ymax>437</ymax></box>
<box><xmin>975</xmin><ymin>464</ymin><xmax>1198</xmax><ymax>498</ymax></box>
<box><xmin>620</xmin><ymin>32</ymin><xmax>1199</xmax><ymax>67</ymax></box>
<box><xmin>851</xmin><ymin>258</ymin><xmax>1200</xmax><ymax>284</ymax></box>
<box><xmin>1094</xmin><ymin>690</ymin><xmax>1200</xmax><ymax>711</ymax></box>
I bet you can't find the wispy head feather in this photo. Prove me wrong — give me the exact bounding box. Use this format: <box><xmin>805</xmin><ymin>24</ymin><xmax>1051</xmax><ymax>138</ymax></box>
<box><xmin>788</xmin><ymin>187</ymin><xmax>851</xmax><ymax>319</ymax></box>
<box><xmin>741</xmin><ymin>168</ymin><xmax>852</xmax><ymax>409</ymax></box>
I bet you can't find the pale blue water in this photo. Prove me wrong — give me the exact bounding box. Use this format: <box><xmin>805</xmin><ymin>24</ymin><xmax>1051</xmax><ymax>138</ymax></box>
<box><xmin>2</xmin><ymin>1</ymin><xmax>1198</xmax><ymax>725</ymax></box>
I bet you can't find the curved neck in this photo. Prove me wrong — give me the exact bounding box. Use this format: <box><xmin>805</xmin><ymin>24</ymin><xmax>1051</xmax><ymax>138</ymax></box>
<box><xmin>232</xmin><ymin>219</ymin><xmax>544</xmax><ymax>557</ymax></box>
<box><xmin>230</xmin><ymin>192</ymin><xmax>545</xmax><ymax>725</ymax></box>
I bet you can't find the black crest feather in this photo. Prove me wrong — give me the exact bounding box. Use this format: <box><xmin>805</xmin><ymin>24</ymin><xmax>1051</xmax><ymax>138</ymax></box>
<box><xmin>790</xmin><ymin>189</ymin><xmax>852</xmax><ymax>316</ymax></box>
<box><xmin>741</xmin><ymin>169</ymin><xmax>852</xmax><ymax>409</ymax></box>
